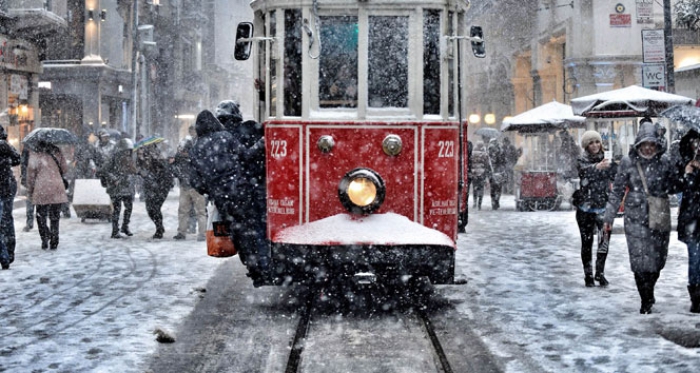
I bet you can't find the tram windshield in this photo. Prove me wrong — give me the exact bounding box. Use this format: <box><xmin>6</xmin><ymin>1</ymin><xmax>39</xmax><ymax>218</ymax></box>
<box><xmin>319</xmin><ymin>16</ymin><xmax>359</xmax><ymax>108</ymax></box>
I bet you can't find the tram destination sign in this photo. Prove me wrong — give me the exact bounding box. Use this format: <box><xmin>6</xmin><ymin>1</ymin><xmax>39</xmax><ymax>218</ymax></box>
<box><xmin>642</xmin><ymin>29</ymin><xmax>665</xmax><ymax>63</ymax></box>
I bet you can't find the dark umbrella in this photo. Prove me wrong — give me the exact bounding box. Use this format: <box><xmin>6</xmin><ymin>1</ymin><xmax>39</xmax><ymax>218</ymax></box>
<box><xmin>474</xmin><ymin>127</ymin><xmax>500</xmax><ymax>139</ymax></box>
<box><xmin>22</xmin><ymin>127</ymin><xmax>78</xmax><ymax>149</ymax></box>
<box><xmin>660</xmin><ymin>104</ymin><xmax>700</xmax><ymax>132</ymax></box>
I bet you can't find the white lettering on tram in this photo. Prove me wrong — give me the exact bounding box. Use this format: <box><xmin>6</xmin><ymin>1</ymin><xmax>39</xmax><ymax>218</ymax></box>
<box><xmin>437</xmin><ymin>140</ymin><xmax>455</xmax><ymax>158</ymax></box>
<box><xmin>268</xmin><ymin>198</ymin><xmax>296</xmax><ymax>215</ymax></box>
<box><xmin>270</xmin><ymin>140</ymin><xmax>288</xmax><ymax>159</ymax></box>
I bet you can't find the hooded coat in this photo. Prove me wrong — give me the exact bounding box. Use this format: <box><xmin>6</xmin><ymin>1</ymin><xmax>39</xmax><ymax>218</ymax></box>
<box><xmin>98</xmin><ymin>150</ymin><xmax>136</xmax><ymax>197</ymax></box>
<box><xmin>677</xmin><ymin>130</ymin><xmax>700</xmax><ymax>244</ymax></box>
<box><xmin>0</xmin><ymin>128</ymin><xmax>21</xmax><ymax>198</ymax></box>
<box><xmin>190</xmin><ymin>110</ymin><xmax>247</xmax><ymax>205</ymax></box>
<box><xmin>603</xmin><ymin>122</ymin><xmax>681</xmax><ymax>273</ymax></box>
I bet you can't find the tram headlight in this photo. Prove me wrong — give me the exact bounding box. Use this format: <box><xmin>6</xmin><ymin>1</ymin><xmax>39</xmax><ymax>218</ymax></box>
<box><xmin>382</xmin><ymin>134</ymin><xmax>403</xmax><ymax>156</ymax></box>
<box><xmin>338</xmin><ymin>168</ymin><xmax>386</xmax><ymax>215</ymax></box>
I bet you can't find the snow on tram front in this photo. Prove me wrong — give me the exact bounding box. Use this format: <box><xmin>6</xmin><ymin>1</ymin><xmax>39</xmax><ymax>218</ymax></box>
<box><xmin>234</xmin><ymin>0</ymin><xmax>485</xmax><ymax>286</ymax></box>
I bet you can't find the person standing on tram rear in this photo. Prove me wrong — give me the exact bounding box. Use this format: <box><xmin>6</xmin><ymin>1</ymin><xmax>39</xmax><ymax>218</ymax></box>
<box><xmin>190</xmin><ymin>109</ymin><xmax>270</xmax><ymax>287</ymax></box>
<box><xmin>603</xmin><ymin>121</ymin><xmax>680</xmax><ymax>314</ymax></box>
<box><xmin>98</xmin><ymin>138</ymin><xmax>137</xmax><ymax>239</ymax></box>
<box><xmin>574</xmin><ymin>131</ymin><xmax>617</xmax><ymax>287</ymax></box>
<box><xmin>0</xmin><ymin>126</ymin><xmax>21</xmax><ymax>269</ymax></box>
<box><xmin>675</xmin><ymin>129</ymin><xmax>700</xmax><ymax>313</ymax></box>
<box><xmin>26</xmin><ymin>141</ymin><xmax>68</xmax><ymax>250</ymax></box>
<box><xmin>214</xmin><ymin>101</ymin><xmax>269</xmax><ymax>286</ymax></box>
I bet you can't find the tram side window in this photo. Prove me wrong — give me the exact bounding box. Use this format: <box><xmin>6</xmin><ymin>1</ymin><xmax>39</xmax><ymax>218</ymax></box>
<box><xmin>368</xmin><ymin>16</ymin><xmax>409</xmax><ymax>108</ymax></box>
<box><xmin>423</xmin><ymin>10</ymin><xmax>441</xmax><ymax>115</ymax></box>
<box><xmin>270</xmin><ymin>10</ymin><xmax>277</xmax><ymax>118</ymax></box>
<box><xmin>319</xmin><ymin>16</ymin><xmax>359</xmax><ymax>108</ymax></box>
<box><xmin>285</xmin><ymin>9</ymin><xmax>303</xmax><ymax>117</ymax></box>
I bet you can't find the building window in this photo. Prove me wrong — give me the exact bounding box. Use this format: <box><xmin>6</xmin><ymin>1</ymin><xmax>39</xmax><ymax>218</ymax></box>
<box><xmin>368</xmin><ymin>16</ymin><xmax>409</xmax><ymax>108</ymax></box>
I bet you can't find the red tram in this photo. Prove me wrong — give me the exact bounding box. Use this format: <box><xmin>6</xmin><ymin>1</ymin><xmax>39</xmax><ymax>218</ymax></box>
<box><xmin>234</xmin><ymin>0</ymin><xmax>484</xmax><ymax>286</ymax></box>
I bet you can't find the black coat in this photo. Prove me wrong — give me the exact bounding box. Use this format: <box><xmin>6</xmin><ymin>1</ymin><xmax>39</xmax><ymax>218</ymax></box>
<box><xmin>575</xmin><ymin>151</ymin><xmax>617</xmax><ymax>210</ymax></box>
<box><xmin>0</xmin><ymin>140</ymin><xmax>21</xmax><ymax>198</ymax></box>
<box><xmin>218</xmin><ymin>115</ymin><xmax>266</xmax><ymax>193</ymax></box>
<box><xmin>137</xmin><ymin>149</ymin><xmax>173</xmax><ymax>200</ymax></box>
<box><xmin>190</xmin><ymin>110</ymin><xmax>249</xmax><ymax>207</ymax></box>
<box><xmin>98</xmin><ymin>150</ymin><xmax>136</xmax><ymax>197</ymax></box>
<box><xmin>677</xmin><ymin>130</ymin><xmax>700</xmax><ymax>244</ymax></box>
<box><xmin>604</xmin><ymin>123</ymin><xmax>681</xmax><ymax>273</ymax></box>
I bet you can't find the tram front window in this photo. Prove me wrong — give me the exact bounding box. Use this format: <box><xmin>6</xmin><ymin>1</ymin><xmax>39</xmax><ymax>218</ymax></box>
<box><xmin>369</xmin><ymin>16</ymin><xmax>409</xmax><ymax>108</ymax></box>
<box><xmin>319</xmin><ymin>16</ymin><xmax>359</xmax><ymax>108</ymax></box>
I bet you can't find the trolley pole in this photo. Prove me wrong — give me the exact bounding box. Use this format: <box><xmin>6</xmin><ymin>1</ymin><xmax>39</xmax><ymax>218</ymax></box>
<box><xmin>663</xmin><ymin>0</ymin><xmax>675</xmax><ymax>93</ymax></box>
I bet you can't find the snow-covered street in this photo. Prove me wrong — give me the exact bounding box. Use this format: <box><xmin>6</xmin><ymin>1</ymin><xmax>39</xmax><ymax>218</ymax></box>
<box><xmin>1</xmin><ymin>193</ymin><xmax>699</xmax><ymax>372</ymax></box>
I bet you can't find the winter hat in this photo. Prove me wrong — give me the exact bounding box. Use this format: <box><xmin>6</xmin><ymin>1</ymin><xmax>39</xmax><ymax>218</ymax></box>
<box><xmin>580</xmin><ymin>130</ymin><xmax>602</xmax><ymax>150</ymax></box>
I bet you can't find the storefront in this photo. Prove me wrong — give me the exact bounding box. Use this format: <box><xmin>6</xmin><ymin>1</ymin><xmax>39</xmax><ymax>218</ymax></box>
<box><xmin>1</xmin><ymin>34</ymin><xmax>41</xmax><ymax>152</ymax></box>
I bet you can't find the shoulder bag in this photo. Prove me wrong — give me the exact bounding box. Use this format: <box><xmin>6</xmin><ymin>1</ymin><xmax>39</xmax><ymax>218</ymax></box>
<box><xmin>636</xmin><ymin>162</ymin><xmax>671</xmax><ymax>232</ymax></box>
<box><xmin>49</xmin><ymin>152</ymin><xmax>70</xmax><ymax>190</ymax></box>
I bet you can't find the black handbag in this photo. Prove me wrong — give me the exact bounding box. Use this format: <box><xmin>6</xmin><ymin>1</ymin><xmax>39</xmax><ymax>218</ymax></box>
<box><xmin>49</xmin><ymin>152</ymin><xmax>70</xmax><ymax>190</ymax></box>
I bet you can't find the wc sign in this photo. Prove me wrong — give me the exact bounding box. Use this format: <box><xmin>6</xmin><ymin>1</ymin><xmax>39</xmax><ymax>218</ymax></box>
<box><xmin>642</xmin><ymin>63</ymin><xmax>665</xmax><ymax>89</ymax></box>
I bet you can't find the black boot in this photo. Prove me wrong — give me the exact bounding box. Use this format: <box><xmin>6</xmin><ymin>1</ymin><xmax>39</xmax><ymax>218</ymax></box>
<box><xmin>688</xmin><ymin>285</ymin><xmax>700</xmax><ymax>313</ymax></box>
<box><xmin>585</xmin><ymin>275</ymin><xmax>595</xmax><ymax>287</ymax></box>
<box><xmin>153</xmin><ymin>226</ymin><xmax>164</xmax><ymax>239</ymax></box>
<box><xmin>111</xmin><ymin>222</ymin><xmax>122</xmax><ymax>239</ymax></box>
<box><xmin>594</xmin><ymin>252</ymin><xmax>609</xmax><ymax>287</ymax></box>
<box><xmin>121</xmin><ymin>225</ymin><xmax>133</xmax><ymax>236</ymax></box>
<box><xmin>477</xmin><ymin>196</ymin><xmax>483</xmax><ymax>211</ymax></box>
<box><xmin>635</xmin><ymin>272</ymin><xmax>654</xmax><ymax>314</ymax></box>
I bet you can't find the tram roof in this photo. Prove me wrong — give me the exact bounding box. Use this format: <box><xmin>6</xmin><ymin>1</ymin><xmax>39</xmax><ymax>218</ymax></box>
<box><xmin>250</xmin><ymin>0</ymin><xmax>470</xmax><ymax>12</ymax></box>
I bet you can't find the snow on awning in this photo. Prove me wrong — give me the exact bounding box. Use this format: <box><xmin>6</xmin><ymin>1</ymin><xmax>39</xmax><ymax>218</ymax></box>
<box><xmin>571</xmin><ymin>85</ymin><xmax>695</xmax><ymax>118</ymax></box>
<box><xmin>501</xmin><ymin>100</ymin><xmax>586</xmax><ymax>133</ymax></box>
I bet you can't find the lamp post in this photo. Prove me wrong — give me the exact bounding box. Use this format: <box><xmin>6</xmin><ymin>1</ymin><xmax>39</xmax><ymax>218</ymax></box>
<box><xmin>664</xmin><ymin>0</ymin><xmax>675</xmax><ymax>93</ymax></box>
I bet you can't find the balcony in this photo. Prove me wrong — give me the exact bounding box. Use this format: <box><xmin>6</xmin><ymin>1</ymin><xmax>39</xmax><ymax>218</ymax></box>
<box><xmin>3</xmin><ymin>0</ymin><xmax>68</xmax><ymax>39</ymax></box>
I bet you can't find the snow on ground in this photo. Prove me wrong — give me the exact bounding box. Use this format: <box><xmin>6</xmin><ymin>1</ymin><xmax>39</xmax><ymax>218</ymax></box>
<box><xmin>0</xmin><ymin>191</ymin><xmax>230</xmax><ymax>372</ymax></box>
<box><xmin>2</xmin><ymin>190</ymin><xmax>699</xmax><ymax>372</ymax></box>
<box><xmin>450</xmin><ymin>195</ymin><xmax>700</xmax><ymax>373</ymax></box>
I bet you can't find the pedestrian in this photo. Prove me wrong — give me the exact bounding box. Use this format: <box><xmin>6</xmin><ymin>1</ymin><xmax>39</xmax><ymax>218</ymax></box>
<box><xmin>136</xmin><ymin>142</ymin><xmax>173</xmax><ymax>239</ymax></box>
<box><xmin>558</xmin><ymin>130</ymin><xmax>581</xmax><ymax>181</ymax></box>
<box><xmin>169</xmin><ymin>138</ymin><xmax>206</xmax><ymax>241</ymax></box>
<box><xmin>0</xmin><ymin>126</ymin><xmax>21</xmax><ymax>269</ymax></box>
<box><xmin>94</xmin><ymin>129</ymin><xmax>116</xmax><ymax>169</ymax></box>
<box><xmin>470</xmin><ymin>141</ymin><xmax>488</xmax><ymax>211</ymax></box>
<box><xmin>190</xmin><ymin>109</ymin><xmax>270</xmax><ymax>287</ymax></box>
<box><xmin>574</xmin><ymin>130</ymin><xmax>617</xmax><ymax>287</ymax></box>
<box><xmin>502</xmin><ymin>137</ymin><xmax>521</xmax><ymax>194</ymax></box>
<box><xmin>675</xmin><ymin>129</ymin><xmax>700</xmax><ymax>313</ymax></box>
<box><xmin>19</xmin><ymin>147</ymin><xmax>35</xmax><ymax>232</ymax></box>
<box><xmin>26</xmin><ymin>141</ymin><xmax>69</xmax><ymax>250</ymax></box>
<box><xmin>487</xmin><ymin>138</ymin><xmax>506</xmax><ymax>210</ymax></box>
<box><xmin>603</xmin><ymin>121</ymin><xmax>680</xmax><ymax>314</ymax></box>
<box><xmin>98</xmin><ymin>138</ymin><xmax>137</xmax><ymax>239</ymax></box>
<box><xmin>458</xmin><ymin>139</ymin><xmax>473</xmax><ymax>232</ymax></box>
<box><xmin>74</xmin><ymin>129</ymin><xmax>97</xmax><ymax>179</ymax></box>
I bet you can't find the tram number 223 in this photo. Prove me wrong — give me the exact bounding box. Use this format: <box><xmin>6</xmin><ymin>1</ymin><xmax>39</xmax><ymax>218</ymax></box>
<box><xmin>270</xmin><ymin>140</ymin><xmax>288</xmax><ymax>159</ymax></box>
<box><xmin>437</xmin><ymin>140</ymin><xmax>455</xmax><ymax>158</ymax></box>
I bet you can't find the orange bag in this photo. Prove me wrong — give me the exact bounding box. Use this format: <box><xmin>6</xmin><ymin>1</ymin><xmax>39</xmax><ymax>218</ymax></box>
<box><xmin>206</xmin><ymin>204</ymin><xmax>237</xmax><ymax>257</ymax></box>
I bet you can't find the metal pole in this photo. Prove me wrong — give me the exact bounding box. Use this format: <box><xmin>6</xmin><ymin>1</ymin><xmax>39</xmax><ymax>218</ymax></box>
<box><xmin>664</xmin><ymin>0</ymin><xmax>675</xmax><ymax>93</ymax></box>
<box><xmin>130</xmin><ymin>0</ymin><xmax>139</xmax><ymax>139</ymax></box>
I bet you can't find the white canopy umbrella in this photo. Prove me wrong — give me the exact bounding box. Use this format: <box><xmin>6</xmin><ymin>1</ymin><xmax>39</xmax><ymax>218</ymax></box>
<box><xmin>501</xmin><ymin>100</ymin><xmax>586</xmax><ymax>133</ymax></box>
<box><xmin>570</xmin><ymin>85</ymin><xmax>695</xmax><ymax>118</ymax></box>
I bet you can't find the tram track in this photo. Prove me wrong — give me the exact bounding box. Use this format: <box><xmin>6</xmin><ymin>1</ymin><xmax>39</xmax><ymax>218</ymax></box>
<box><xmin>283</xmin><ymin>279</ymin><xmax>454</xmax><ymax>373</ymax></box>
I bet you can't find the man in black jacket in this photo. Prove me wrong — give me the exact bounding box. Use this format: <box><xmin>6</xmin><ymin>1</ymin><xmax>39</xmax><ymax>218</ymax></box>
<box><xmin>190</xmin><ymin>109</ymin><xmax>270</xmax><ymax>286</ymax></box>
<box><xmin>0</xmin><ymin>126</ymin><xmax>21</xmax><ymax>269</ymax></box>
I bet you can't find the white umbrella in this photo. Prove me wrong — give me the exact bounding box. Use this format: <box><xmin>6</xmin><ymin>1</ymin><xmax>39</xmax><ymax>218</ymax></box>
<box><xmin>501</xmin><ymin>100</ymin><xmax>586</xmax><ymax>133</ymax></box>
<box><xmin>571</xmin><ymin>85</ymin><xmax>695</xmax><ymax>118</ymax></box>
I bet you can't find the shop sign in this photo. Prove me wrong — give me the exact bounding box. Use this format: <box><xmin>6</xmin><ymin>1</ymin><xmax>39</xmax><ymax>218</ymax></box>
<box><xmin>642</xmin><ymin>29</ymin><xmax>665</xmax><ymax>63</ymax></box>
<box><xmin>610</xmin><ymin>14</ymin><xmax>632</xmax><ymax>27</ymax></box>
<box><xmin>642</xmin><ymin>63</ymin><xmax>665</xmax><ymax>89</ymax></box>
<box><xmin>636</xmin><ymin>0</ymin><xmax>653</xmax><ymax>24</ymax></box>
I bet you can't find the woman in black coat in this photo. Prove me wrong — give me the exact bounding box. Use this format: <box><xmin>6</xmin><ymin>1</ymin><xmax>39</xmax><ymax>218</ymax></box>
<box><xmin>0</xmin><ymin>126</ymin><xmax>21</xmax><ymax>269</ymax></box>
<box><xmin>676</xmin><ymin>129</ymin><xmax>700</xmax><ymax>313</ymax></box>
<box><xmin>575</xmin><ymin>130</ymin><xmax>617</xmax><ymax>287</ymax></box>
<box><xmin>603</xmin><ymin>121</ymin><xmax>680</xmax><ymax>314</ymax></box>
<box><xmin>136</xmin><ymin>143</ymin><xmax>173</xmax><ymax>239</ymax></box>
